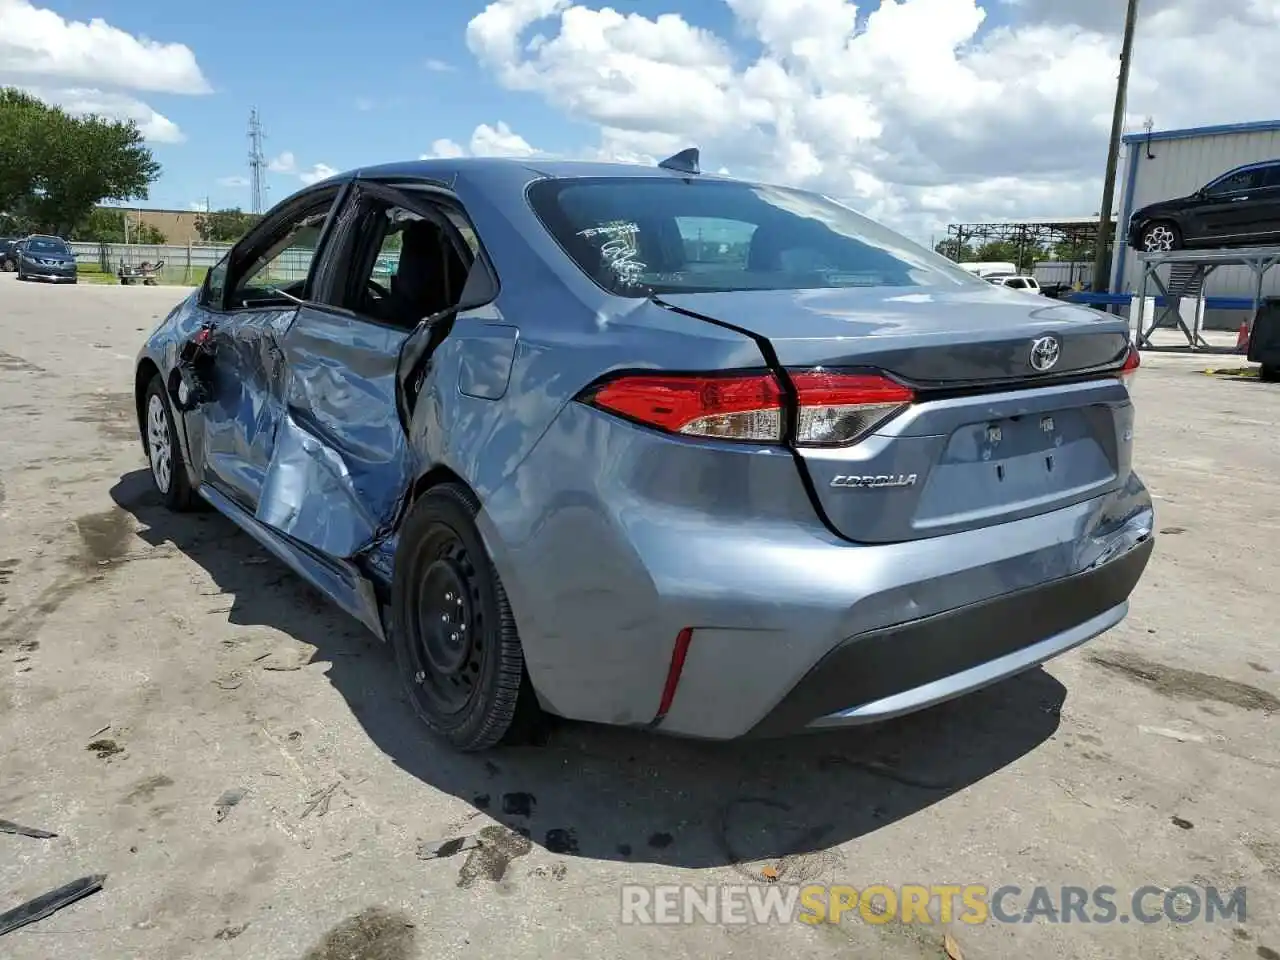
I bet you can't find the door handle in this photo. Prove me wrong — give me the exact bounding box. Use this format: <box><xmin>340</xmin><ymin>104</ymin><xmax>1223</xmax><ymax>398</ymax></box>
<box><xmin>1232</xmin><ymin>195</ymin><xmax>1250</xmax><ymax>201</ymax></box>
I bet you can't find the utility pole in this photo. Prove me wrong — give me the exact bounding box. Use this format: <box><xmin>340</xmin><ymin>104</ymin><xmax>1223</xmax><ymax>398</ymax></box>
<box><xmin>248</xmin><ymin>108</ymin><xmax>267</xmax><ymax>215</ymax></box>
<box><xmin>1093</xmin><ymin>0</ymin><xmax>1140</xmax><ymax>293</ymax></box>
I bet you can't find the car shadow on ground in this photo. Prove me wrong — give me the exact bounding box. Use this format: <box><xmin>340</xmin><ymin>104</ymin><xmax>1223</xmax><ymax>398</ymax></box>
<box><xmin>112</xmin><ymin>468</ymin><xmax>1065</xmax><ymax>871</ymax></box>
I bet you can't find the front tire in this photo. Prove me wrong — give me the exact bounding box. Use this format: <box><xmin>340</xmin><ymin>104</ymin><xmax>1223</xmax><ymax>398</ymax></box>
<box><xmin>142</xmin><ymin>374</ymin><xmax>197</xmax><ymax>511</ymax></box>
<box><xmin>390</xmin><ymin>484</ymin><xmax>537</xmax><ymax>751</ymax></box>
<box><xmin>1261</xmin><ymin>364</ymin><xmax>1280</xmax><ymax>383</ymax></box>
<box><xmin>1140</xmin><ymin>221</ymin><xmax>1182</xmax><ymax>253</ymax></box>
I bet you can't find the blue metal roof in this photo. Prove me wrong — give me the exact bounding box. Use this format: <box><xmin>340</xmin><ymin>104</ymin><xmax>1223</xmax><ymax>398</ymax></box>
<box><xmin>1122</xmin><ymin>119</ymin><xmax>1280</xmax><ymax>145</ymax></box>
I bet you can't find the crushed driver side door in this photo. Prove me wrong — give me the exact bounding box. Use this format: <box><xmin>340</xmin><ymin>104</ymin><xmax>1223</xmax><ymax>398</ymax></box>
<box><xmin>252</xmin><ymin>180</ymin><xmax>491</xmax><ymax>560</ymax></box>
<box><xmin>183</xmin><ymin>187</ymin><xmax>347</xmax><ymax>512</ymax></box>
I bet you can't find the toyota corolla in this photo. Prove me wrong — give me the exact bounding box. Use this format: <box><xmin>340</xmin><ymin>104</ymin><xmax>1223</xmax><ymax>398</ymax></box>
<box><xmin>133</xmin><ymin>151</ymin><xmax>1154</xmax><ymax>751</ymax></box>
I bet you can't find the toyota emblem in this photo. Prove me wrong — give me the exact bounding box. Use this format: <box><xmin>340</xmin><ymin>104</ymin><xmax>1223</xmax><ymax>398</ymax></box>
<box><xmin>1029</xmin><ymin>335</ymin><xmax>1061</xmax><ymax>372</ymax></box>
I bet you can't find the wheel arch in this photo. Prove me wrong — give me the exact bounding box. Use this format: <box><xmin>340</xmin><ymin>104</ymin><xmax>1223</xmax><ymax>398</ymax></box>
<box><xmin>395</xmin><ymin>462</ymin><xmax>543</xmax><ymax>700</ymax></box>
<box><xmin>134</xmin><ymin>357</ymin><xmax>162</xmax><ymax>436</ymax></box>
<box><xmin>403</xmin><ymin>463</ymin><xmax>477</xmax><ymax>517</ymax></box>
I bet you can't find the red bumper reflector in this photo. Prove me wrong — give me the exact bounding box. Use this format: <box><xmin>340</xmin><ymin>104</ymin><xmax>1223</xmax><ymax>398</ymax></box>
<box><xmin>656</xmin><ymin>627</ymin><xmax>694</xmax><ymax>720</ymax></box>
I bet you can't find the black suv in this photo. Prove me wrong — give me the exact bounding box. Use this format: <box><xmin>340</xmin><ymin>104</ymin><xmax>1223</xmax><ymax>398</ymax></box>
<box><xmin>1128</xmin><ymin>160</ymin><xmax>1280</xmax><ymax>253</ymax></box>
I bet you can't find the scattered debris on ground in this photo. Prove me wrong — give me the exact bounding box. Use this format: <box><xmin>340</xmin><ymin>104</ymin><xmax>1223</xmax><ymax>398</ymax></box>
<box><xmin>0</xmin><ymin>820</ymin><xmax>57</xmax><ymax>840</ymax></box>
<box><xmin>0</xmin><ymin>875</ymin><xmax>106</xmax><ymax>937</ymax></box>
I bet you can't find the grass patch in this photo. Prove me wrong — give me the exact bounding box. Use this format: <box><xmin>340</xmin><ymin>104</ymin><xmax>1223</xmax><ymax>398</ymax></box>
<box><xmin>74</xmin><ymin>262</ymin><xmax>208</xmax><ymax>287</ymax></box>
<box><xmin>1202</xmin><ymin>366</ymin><xmax>1261</xmax><ymax>379</ymax></box>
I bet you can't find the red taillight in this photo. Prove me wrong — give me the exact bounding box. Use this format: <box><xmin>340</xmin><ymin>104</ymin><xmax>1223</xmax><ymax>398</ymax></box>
<box><xmin>586</xmin><ymin>372</ymin><xmax>784</xmax><ymax>442</ymax></box>
<box><xmin>790</xmin><ymin>371</ymin><xmax>915</xmax><ymax>446</ymax></box>
<box><xmin>1119</xmin><ymin>343</ymin><xmax>1140</xmax><ymax>388</ymax></box>
<box><xmin>582</xmin><ymin>368</ymin><xmax>915</xmax><ymax>446</ymax></box>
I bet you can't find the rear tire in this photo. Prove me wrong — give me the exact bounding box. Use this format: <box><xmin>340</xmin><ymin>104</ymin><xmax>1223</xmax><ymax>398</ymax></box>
<box><xmin>1261</xmin><ymin>364</ymin><xmax>1280</xmax><ymax>383</ymax></box>
<box><xmin>1140</xmin><ymin>221</ymin><xmax>1182</xmax><ymax>253</ymax></box>
<box><xmin>142</xmin><ymin>374</ymin><xmax>198</xmax><ymax>511</ymax></box>
<box><xmin>390</xmin><ymin>483</ymin><xmax>538</xmax><ymax>751</ymax></box>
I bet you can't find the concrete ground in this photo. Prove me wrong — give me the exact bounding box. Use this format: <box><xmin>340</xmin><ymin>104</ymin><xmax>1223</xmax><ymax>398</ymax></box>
<box><xmin>1</xmin><ymin>274</ymin><xmax>1277</xmax><ymax>960</ymax></box>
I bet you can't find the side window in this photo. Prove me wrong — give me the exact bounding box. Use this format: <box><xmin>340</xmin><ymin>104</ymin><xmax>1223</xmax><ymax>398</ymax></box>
<box><xmin>1261</xmin><ymin>164</ymin><xmax>1280</xmax><ymax>188</ymax></box>
<box><xmin>202</xmin><ymin>251</ymin><xmax>229</xmax><ymax>308</ymax></box>
<box><xmin>335</xmin><ymin>199</ymin><xmax>474</xmax><ymax>330</ymax></box>
<box><xmin>228</xmin><ymin>200</ymin><xmax>333</xmax><ymax>309</ymax></box>
<box><xmin>1005</xmin><ymin>278</ymin><xmax>1027</xmax><ymax>289</ymax></box>
<box><xmin>1205</xmin><ymin>168</ymin><xmax>1261</xmax><ymax>197</ymax></box>
<box><xmin>674</xmin><ymin>216</ymin><xmax>756</xmax><ymax>270</ymax></box>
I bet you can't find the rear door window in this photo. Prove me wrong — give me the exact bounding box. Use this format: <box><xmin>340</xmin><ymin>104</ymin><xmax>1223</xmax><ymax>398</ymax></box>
<box><xmin>1205</xmin><ymin>168</ymin><xmax>1263</xmax><ymax>196</ymax></box>
<box><xmin>1260</xmin><ymin>164</ymin><xmax>1280</xmax><ymax>189</ymax></box>
<box><xmin>528</xmin><ymin>177</ymin><xmax>980</xmax><ymax>297</ymax></box>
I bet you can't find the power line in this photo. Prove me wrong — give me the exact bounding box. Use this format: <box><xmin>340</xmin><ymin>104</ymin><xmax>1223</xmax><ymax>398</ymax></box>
<box><xmin>248</xmin><ymin>107</ymin><xmax>267</xmax><ymax>215</ymax></box>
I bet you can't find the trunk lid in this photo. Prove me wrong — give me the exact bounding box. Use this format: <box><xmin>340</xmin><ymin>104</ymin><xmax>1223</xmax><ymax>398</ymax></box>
<box><xmin>656</xmin><ymin>286</ymin><xmax>1134</xmax><ymax>544</ymax></box>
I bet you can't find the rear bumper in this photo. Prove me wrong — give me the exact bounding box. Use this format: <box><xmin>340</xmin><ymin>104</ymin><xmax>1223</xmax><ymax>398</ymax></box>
<box><xmin>748</xmin><ymin>534</ymin><xmax>1152</xmax><ymax>738</ymax></box>
<box><xmin>481</xmin><ymin>401</ymin><xmax>1157</xmax><ymax>739</ymax></box>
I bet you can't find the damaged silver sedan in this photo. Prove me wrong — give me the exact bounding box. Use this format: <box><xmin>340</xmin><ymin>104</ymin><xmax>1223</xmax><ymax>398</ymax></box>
<box><xmin>134</xmin><ymin>153</ymin><xmax>1155</xmax><ymax>752</ymax></box>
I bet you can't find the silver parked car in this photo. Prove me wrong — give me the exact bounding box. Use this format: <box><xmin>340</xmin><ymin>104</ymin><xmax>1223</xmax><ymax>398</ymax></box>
<box><xmin>133</xmin><ymin>151</ymin><xmax>1154</xmax><ymax>751</ymax></box>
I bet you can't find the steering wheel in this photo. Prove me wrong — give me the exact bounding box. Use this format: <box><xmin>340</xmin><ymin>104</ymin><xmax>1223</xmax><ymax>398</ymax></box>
<box><xmin>366</xmin><ymin>277</ymin><xmax>391</xmax><ymax>301</ymax></box>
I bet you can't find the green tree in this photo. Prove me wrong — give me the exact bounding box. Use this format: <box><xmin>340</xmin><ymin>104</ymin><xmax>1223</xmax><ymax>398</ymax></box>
<box><xmin>973</xmin><ymin>240</ymin><xmax>1045</xmax><ymax>272</ymax></box>
<box><xmin>1050</xmin><ymin>239</ymin><xmax>1093</xmax><ymax>262</ymax></box>
<box><xmin>0</xmin><ymin>88</ymin><xmax>160</xmax><ymax>236</ymax></box>
<box><xmin>934</xmin><ymin>238</ymin><xmax>974</xmax><ymax>261</ymax></box>
<box><xmin>1</xmin><ymin>88</ymin><xmax>160</xmax><ymax>236</ymax></box>
<box><xmin>0</xmin><ymin>89</ymin><xmax>45</xmax><ymax>225</ymax></box>
<box><xmin>193</xmin><ymin>207</ymin><xmax>261</xmax><ymax>243</ymax></box>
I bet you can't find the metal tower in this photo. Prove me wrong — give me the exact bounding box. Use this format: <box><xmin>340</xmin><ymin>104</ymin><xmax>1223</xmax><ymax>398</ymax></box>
<box><xmin>248</xmin><ymin>108</ymin><xmax>267</xmax><ymax>214</ymax></box>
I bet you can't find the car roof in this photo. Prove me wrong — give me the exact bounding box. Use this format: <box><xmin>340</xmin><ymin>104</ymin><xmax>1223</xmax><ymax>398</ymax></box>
<box><xmin>1214</xmin><ymin>159</ymin><xmax>1280</xmax><ymax>180</ymax></box>
<box><xmin>321</xmin><ymin>156</ymin><xmax>736</xmax><ymax>189</ymax></box>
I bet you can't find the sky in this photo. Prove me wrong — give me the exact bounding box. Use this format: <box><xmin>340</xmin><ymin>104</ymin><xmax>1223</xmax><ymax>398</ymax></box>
<box><xmin>2</xmin><ymin>0</ymin><xmax>1279</xmax><ymax>243</ymax></box>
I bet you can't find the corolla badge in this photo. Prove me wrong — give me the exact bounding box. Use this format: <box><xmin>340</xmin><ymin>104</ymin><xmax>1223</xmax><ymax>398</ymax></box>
<box><xmin>1029</xmin><ymin>335</ymin><xmax>1061</xmax><ymax>372</ymax></box>
<box><xmin>830</xmin><ymin>474</ymin><xmax>918</xmax><ymax>489</ymax></box>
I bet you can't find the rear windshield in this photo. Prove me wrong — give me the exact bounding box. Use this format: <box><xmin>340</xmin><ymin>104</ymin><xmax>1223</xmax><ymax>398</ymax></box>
<box><xmin>27</xmin><ymin>237</ymin><xmax>70</xmax><ymax>254</ymax></box>
<box><xmin>527</xmin><ymin>177</ymin><xmax>980</xmax><ymax>296</ymax></box>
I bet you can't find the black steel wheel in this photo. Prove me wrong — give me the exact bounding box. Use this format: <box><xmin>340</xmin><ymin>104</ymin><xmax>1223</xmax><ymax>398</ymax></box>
<box><xmin>390</xmin><ymin>483</ymin><xmax>537</xmax><ymax>751</ymax></box>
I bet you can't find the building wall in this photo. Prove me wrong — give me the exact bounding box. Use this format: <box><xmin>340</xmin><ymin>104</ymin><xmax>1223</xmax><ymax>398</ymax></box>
<box><xmin>97</xmin><ymin>206</ymin><xmax>204</xmax><ymax>244</ymax></box>
<box><xmin>1110</xmin><ymin>122</ymin><xmax>1280</xmax><ymax>328</ymax></box>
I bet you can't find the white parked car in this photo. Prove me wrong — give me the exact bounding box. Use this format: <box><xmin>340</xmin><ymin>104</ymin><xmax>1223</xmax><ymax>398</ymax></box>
<box><xmin>986</xmin><ymin>274</ymin><xmax>1043</xmax><ymax>295</ymax></box>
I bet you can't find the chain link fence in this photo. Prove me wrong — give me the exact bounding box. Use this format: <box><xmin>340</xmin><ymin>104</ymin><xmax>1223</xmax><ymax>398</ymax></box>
<box><xmin>69</xmin><ymin>241</ymin><xmax>233</xmax><ymax>286</ymax></box>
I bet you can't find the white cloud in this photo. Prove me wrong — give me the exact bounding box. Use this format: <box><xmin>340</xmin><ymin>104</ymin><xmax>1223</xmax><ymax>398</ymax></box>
<box><xmin>470</xmin><ymin>121</ymin><xmax>538</xmax><ymax>157</ymax></box>
<box><xmin>217</xmin><ymin>175</ymin><xmax>250</xmax><ymax>188</ymax></box>
<box><xmin>463</xmin><ymin>0</ymin><xmax>1280</xmax><ymax>239</ymax></box>
<box><xmin>422</xmin><ymin>122</ymin><xmax>543</xmax><ymax>160</ymax></box>
<box><xmin>299</xmin><ymin>163</ymin><xmax>338</xmax><ymax>185</ymax></box>
<box><xmin>24</xmin><ymin>85</ymin><xmax>185</xmax><ymax>143</ymax></box>
<box><xmin>268</xmin><ymin>151</ymin><xmax>297</xmax><ymax>174</ymax></box>
<box><xmin>268</xmin><ymin>151</ymin><xmax>337</xmax><ymax>184</ymax></box>
<box><xmin>424</xmin><ymin>58</ymin><xmax>454</xmax><ymax>72</ymax></box>
<box><xmin>0</xmin><ymin>0</ymin><xmax>210</xmax><ymax>93</ymax></box>
<box><xmin>423</xmin><ymin>138</ymin><xmax>466</xmax><ymax>159</ymax></box>
<box><xmin>0</xmin><ymin>1</ymin><xmax>208</xmax><ymax>145</ymax></box>
<box><xmin>189</xmin><ymin>200</ymin><xmax>210</xmax><ymax>211</ymax></box>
